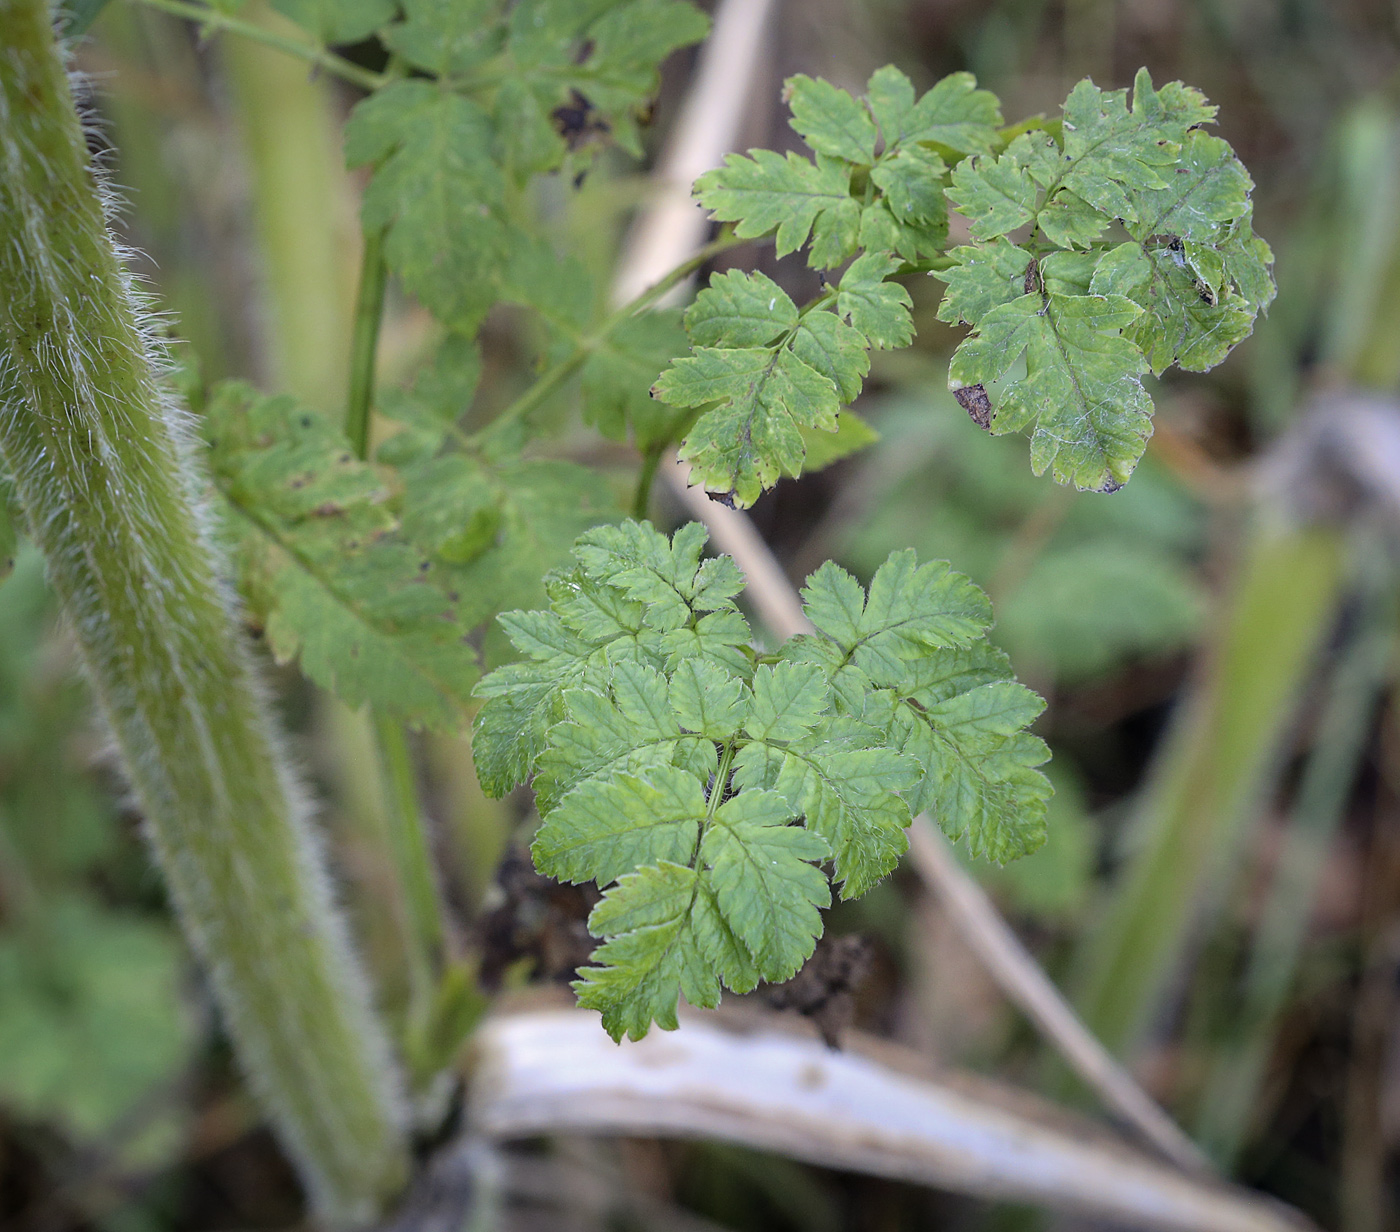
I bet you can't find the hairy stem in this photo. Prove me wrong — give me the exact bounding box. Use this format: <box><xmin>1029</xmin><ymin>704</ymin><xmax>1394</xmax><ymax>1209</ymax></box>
<box><xmin>0</xmin><ymin>7</ymin><xmax>407</xmax><ymax>1222</ymax></box>
<box><xmin>130</xmin><ymin>0</ymin><xmax>386</xmax><ymax>91</ymax></box>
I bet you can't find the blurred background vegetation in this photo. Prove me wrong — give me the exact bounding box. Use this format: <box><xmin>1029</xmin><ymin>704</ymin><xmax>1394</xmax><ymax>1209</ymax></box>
<box><xmin>7</xmin><ymin>0</ymin><xmax>1400</xmax><ymax>1228</ymax></box>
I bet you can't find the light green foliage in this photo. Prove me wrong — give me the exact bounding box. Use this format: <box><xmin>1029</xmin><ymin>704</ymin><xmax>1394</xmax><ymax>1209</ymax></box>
<box><xmin>798</xmin><ymin>410</ymin><xmax>879</xmax><ymax>474</ymax></box>
<box><xmin>696</xmin><ymin>68</ymin><xmax>991</xmax><ymax>269</ymax></box>
<box><xmin>0</xmin><ymin>553</ymin><xmax>194</xmax><ymax>1151</ymax></box>
<box><xmin>653</xmin><ymin>261</ymin><xmax>899</xmax><ymax>504</ymax></box>
<box><xmin>659</xmin><ymin>65</ymin><xmax>1270</xmax><ymax>507</ymax></box>
<box><xmin>975</xmin><ymin>762</ymin><xmax>1094</xmax><ymax>920</ymax></box>
<box><xmin>272</xmin><ymin>0</ymin><xmax>394</xmax><ymax>44</ymax></box>
<box><xmin>473</xmin><ymin>521</ymin><xmax>1049</xmax><ymax>1039</ymax></box>
<box><xmin>205</xmin><ymin>380</ymin><xmax>612</xmax><ymax>731</ymax></box>
<box><xmin>681</xmin><ymin>65</ymin><xmax>968</xmax><ymax>331</ymax></box>
<box><xmin>346</xmin><ymin>83</ymin><xmax>508</xmax><ymax>333</ymax></box>
<box><xmin>938</xmin><ymin>70</ymin><xmax>1273</xmax><ymax>491</ymax></box>
<box><xmin>582</xmin><ymin>310</ymin><xmax>692</xmax><ymax>449</ymax></box>
<box><xmin>0</xmin><ymin>896</ymin><xmax>192</xmax><ymax>1144</ymax></box>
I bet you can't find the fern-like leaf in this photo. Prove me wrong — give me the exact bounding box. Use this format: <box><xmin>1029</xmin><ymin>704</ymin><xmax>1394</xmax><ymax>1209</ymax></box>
<box><xmin>473</xmin><ymin>521</ymin><xmax>1050</xmax><ymax>1039</ymax></box>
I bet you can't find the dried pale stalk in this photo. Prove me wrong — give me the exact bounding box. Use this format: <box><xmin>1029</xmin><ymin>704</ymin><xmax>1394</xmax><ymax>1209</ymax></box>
<box><xmin>469</xmin><ymin>1007</ymin><xmax>1310</xmax><ymax>1232</ymax></box>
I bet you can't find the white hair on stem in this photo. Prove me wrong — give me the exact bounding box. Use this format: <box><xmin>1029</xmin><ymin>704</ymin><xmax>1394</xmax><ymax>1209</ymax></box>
<box><xmin>0</xmin><ymin>5</ymin><xmax>410</xmax><ymax>1223</ymax></box>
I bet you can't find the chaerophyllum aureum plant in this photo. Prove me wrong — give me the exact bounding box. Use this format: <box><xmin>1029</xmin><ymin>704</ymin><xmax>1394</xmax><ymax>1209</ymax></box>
<box><xmin>0</xmin><ymin>0</ymin><xmax>1273</xmax><ymax>1214</ymax></box>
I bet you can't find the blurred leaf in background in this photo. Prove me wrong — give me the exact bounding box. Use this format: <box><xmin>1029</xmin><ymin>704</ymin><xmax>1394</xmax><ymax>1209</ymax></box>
<box><xmin>833</xmin><ymin>390</ymin><xmax>1206</xmax><ymax>685</ymax></box>
<box><xmin>0</xmin><ymin>549</ymin><xmax>194</xmax><ymax>1164</ymax></box>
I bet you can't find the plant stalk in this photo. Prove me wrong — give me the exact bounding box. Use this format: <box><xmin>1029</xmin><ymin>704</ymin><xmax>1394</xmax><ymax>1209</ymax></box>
<box><xmin>1195</xmin><ymin>566</ymin><xmax>1396</xmax><ymax>1166</ymax></box>
<box><xmin>346</xmin><ymin>226</ymin><xmax>388</xmax><ymax>459</ymax></box>
<box><xmin>223</xmin><ymin>5</ymin><xmax>360</xmax><ymax>412</ymax></box>
<box><xmin>471</xmin><ymin>229</ymin><xmax>743</xmax><ymax>448</ymax></box>
<box><xmin>130</xmin><ymin>0</ymin><xmax>386</xmax><ymax>90</ymax></box>
<box><xmin>1068</xmin><ymin>524</ymin><xmax>1346</xmax><ymax>1062</ymax></box>
<box><xmin>343</xmin><ymin>208</ymin><xmax>451</xmax><ymax>1060</ymax></box>
<box><xmin>0</xmin><ymin>6</ymin><xmax>408</xmax><ymax>1221</ymax></box>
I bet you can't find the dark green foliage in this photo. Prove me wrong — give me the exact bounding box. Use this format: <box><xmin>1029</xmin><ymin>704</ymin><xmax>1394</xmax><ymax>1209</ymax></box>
<box><xmin>340</xmin><ymin>0</ymin><xmax>709</xmax><ymax>332</ymax></box>
<box><xmin>473</xmin><ymin>521</ymin><xmax>1049</xmax><ymax>1039</ymax></box>
<box><xmin>204</xmin><ymin>381</ymin><xmax>613</xmax><ymax>730</ymax></box>
<box><xmin>938</xmin><ymin>70</ymin><xmax>1273</xmax><ymax>491</ymax></box>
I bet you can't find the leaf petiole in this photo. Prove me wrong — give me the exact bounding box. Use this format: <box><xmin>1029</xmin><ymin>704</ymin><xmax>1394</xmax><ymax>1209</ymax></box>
<box><xmin>470</xmin><ymin>229</ymin><xmax>746</xmax><ymax>448</ymax></box>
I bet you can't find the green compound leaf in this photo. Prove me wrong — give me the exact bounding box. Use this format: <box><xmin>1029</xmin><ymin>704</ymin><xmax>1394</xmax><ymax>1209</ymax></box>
<box><xmin>346</xmin><ymin>81</ymin><xmax>510</xmax><ymax>333</ymax></box>
<box><xmin>937</xmin><ymin>69</ymin><xmax>1273</xmax><ymax>490</ymax></box>
<box><xmin>836</xmin><ymin>252</ymin><xmax>914</xmax><ymax>350</ymax></box>
<box><xmin>206</xmin><ymin>382</ymin><xmax>608</xmax><ymax>732</ymax></box>
<box><xmin>575</xmin><ymin>861</ymin><xmax>755</xmax><ymax>1040</ymax></box>
<box><xmin>696</xmin><ymin>149</ymin><xmax>860</xmax><ymax>267</ymax></box>
<box><xmin>381</xmin><ymin>0</ymin><xmax>501</xmax><ymax>79</ymax></box>
<box><xmin>893</xmin><ymin>681</ymin><xmax>1052</xmax><ymax>864</ymax></box>
<box><xmin>376</xmin><ymin>0</ymin><xmax>707</xmax><ymax>171</ymax></box>
<box><xmin>799</xmin><ymin>549</ymin><xmax>994</xmax><ymax>673</ymax></box>
<box><xmin>866</xmin><ymin>66</ymin><xmax>1002</xmax><ymax>155</ymax></box>
<box><xmin>535</xmin><ymin>763</ymin><xmax>707</xmax><ymax>886</ymax></box>
<box><xmin>699</xmin><ymin>789</ymin><xmax>830</xmax><ymax>977</ymax></box>
<box><xmin>948</xmin><ymin>292</ymin><xmax>1152</xmax><ymax>492</ymax></box>
<box><xmin>785</xmin><ymin>74</ymin><xmax>878</xmax><ymax>164</ymax></box>
<box><xmin>684</xmin><ymin>269</ymin><xmax>798</xmax><ymax>347</ymax></box>
<box><xmin>206</xmin><ymin>382</ymin><xmax>482</xmax><ymax>729</ymax></box>
<box><xmin>658</xmin><ymin>344</ymin><xmax>840</xmax><ymax>507</ymax></box>
<box><xmin>472</xmin><ymin>520</ymin><xmax>749</xmax><ymax>797</ymax></box>
<box><xmin>654</xmin><ymin>265</ymin><xmax>892</xmax><ymax>506</ymax></box>
<box><xmin>674</xmin><ymin>68</ymin><xmax>1014</xmax><ymax>505</ymax></box>
<box><xmin>498</xmin><ymin>0</ymin><xmax>710</xmax><ymax>160</ymax></box>
<box><xmin>582</xmin><ymin>310</ymin><xmax>691</xmax><ymax>450</ymax></box>
<box><xmin>474</xmin><ymin>521</ymin><xmax>1049</xmax><ymax>1039</ymax></box>
<box><xmin>935</xmin><ymin>238</ymin><xmax>1037</xmax><ymax>328</ymax></box>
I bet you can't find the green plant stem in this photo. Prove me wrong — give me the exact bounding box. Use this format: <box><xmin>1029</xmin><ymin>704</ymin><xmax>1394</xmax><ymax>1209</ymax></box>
<box><xmin>344</xmin><ymin>202</ymin><xmax>451</xmax><ymax>1059</ymax></box>
<box><xmin>130</xmin><ymin>0</ymin><xmax>387</xmax><ymax>91</ymax></box>
<box><xmin>1068</xmin><ymin>525</ymin><xmax>1346</xmax><ymax>1063</ymax></box>
<box><xmin>373</xmin><ymin>718</ymin><xmax>443</xmax><ymax>1004</ymax></box>
<box><xmin>0</xmin><ymin>5</ymin><xmax>407</xmax><ymax>1222</ymax></box>
<box><xmin>223</xmin><ymin>1</ymin><xmax>359</xmax><ymax>413</ymax></box>
<box><xmin>346</xmin><ymin>226</ymin><xmax>388</xmax><ymax>459</ymax></box>
<box><xmin>1195</xmin><ymin>569</ymin><xmax>1396</xmax><ymax>1167</ymax></box>
<box><xmin>632</xmin><ymin>443</ymin><xmax>665</xmax><ymax>520</ymax></box>
<box><xmin>471</xmin><ymin>230</ymin><xmax>743</xmax><ymax>448</ymax></box>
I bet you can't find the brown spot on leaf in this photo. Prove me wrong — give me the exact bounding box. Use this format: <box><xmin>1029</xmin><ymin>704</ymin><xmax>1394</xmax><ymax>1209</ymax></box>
<box><xmin>1098</xmin><ymin>476</ymin><xmax>1124</xmax><ymax>494</ymax></box>
<box><xmin>1023</xmin><ymin>259</ymin><xmax>1041</xmax><ymax>296</ymax></box>
<box><xmin>954</xmin><ymin>384</ymin><xmax>993</xmax><ymax>429</ymax></box>
<box><xmin>552</xmin><ymin>89</ymin><xmax>609</xmax><ymax>150</ymax></box>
